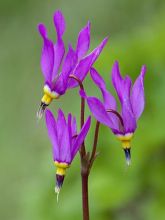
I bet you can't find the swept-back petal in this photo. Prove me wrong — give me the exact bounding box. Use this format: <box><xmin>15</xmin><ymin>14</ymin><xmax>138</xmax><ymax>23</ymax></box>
<box><xmin>54</xmin><ymin>45</ymin><xmax>77</xmax><ymax>94</ymax></box>
<box><xmin>131</xmin><ymin>65</ymin><xmax>146</xmax><ymax>120</ymax></box>
<box><xmin>86</xmin><ymin>96</ymin><xmax>116</xmax><ymax>129</ymax></box>
<box><xmin>67</xmin><ymin>37</ymin><xmax>108</xmax><ymax>88</ymax></box>
<box><xmin>121</xmin><ymin>76</ymin><xmax>137</xmax><ymax>133</ymax></box>
<box><xmin>72</xmin><ymin>116</ymin><xmax>77</xmax><ymax>136</ymax></box>
<box><xmin>67</xmin><ymin>113</ymin><xmax>72</xmax><ymax>144</ymax></box>
<box><xmin>38</xmin><ymin>24</ymin><xmax>54</xmax><ymax>83</ymax></box>
<box><xmin>53</xmin><ymin>10</ymin><xmax>65</xmax><ymax>38</ymax></box>
<box><xmin>71</xmin><ymin>116</ymin><xmax>91</xmax><ymax>160</ymax></box>
<box><xmin>111</xmin><ymin>61</ymin><xmax>123</xmax><ymax>102</ymax></box>
<box><xmin>56</xmin><ymin>109</ymin><xmax>67</xmax><ymax>145</ymax></box>
<box><xmin>90</xmin><ymin>67</ymin><xmax>117</xmax><ymax>110</ymax></box>
<box><xmin>57</xmin><ymin>109</ymin><xmax>71</xmax><ymax>163</ymax></box>
<box><xmin>45</xmin><ymin>110</ymin><xmax>59</xmax><ymax>161</ymax></box>
<box><xmin>52</xmin><ymin>10</ymin><xmax>66</xmax><ymax>80</ymax></box>
<box><xmin>76</xmin><ymin>22</ymin><xmax>90</xmax><ymax>60</ymax></box>
<box><xmin>112</xmin><ymin>61</ymin><xmax>136</xmax><ymax>133</ymax></box>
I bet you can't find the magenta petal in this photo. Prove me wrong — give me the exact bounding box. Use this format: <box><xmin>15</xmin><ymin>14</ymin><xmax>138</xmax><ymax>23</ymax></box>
<box><xmin>86</xmin><ymin>96</ymin><xmax>116</xmax><ymax>129</ymax></box>
<box><xmin>67</xmin><ymin>37</ymin><xmax>108</xmax><ymax>88</ymax></box>
<box><xmin>38</xmin><ymin>24</ymin><xmax>54</xmax><ymax>83</ymax></box>
<box><xmin>112</xmin><ymin>61</ymin><xmax>136</xmax><ymax>133</ymax></box>
<box><xmin>53</xmin><ymin>10</ymin><xmax>65</xmax><ymax>38</ymax></box>
<box><xmin>45</xmin><ymin>110</ymin><xmax>59</xmax><ymax>161</ymax></box>
<box><xmin>90</xmin><ymin>67</ymin><xmax>117</xmax><ymax>110</ymax></box>
<box><xmin>71</xmin><ymin>116</ymin><xmax>91</xmax><ymax>160</ymax></box>
<box><xmin>60</xmin><ymin>123</ymin><xmax>71</xmax><ymax>163</ymax></box>
<box><xmin>56</xmin><ymin>109</ymin><xmax>67</xmax><ymax>145</ymax></box>
<box><xmin>52</xmin><ymin>11</ymin><xmax>66</xmax><ymax>80</ymax></box>
<box><xmin>111</xmin><ymin>61</ymin><xmax>123</xmax><ymax>102</ymax></box>
<box><xmin>131</xmin><ymin>65</ymin><xmax>146</xmax><ymax>120</ymax></box>
<box><xmin>57</xmin><ymin>109</ymin><xmax>71</xmax><ymax>163</ymax></box>
<box><xmin>54</xmin><ymin>45</ymin><xmax>77</xmax><ymax>94</ymax></box>
<box><xmin>52</xmin><ymin>40</ymin><xmax>65</xmax><ymax>81</ymax></box>
<box><xmin>67</xmin><ymin>113</ymin><xmax>72</xmax><ymax>143</ymax></box>
<box><xmin>71</xmin><ymin>116</ymin><xmax>77</xmax><ymax>136</ymax></box>
<box><xmin>121</xmin><ymin>76</ymin><xmax>137</xmax><ymax>133</ymax></box>
<box><xmin>76</xmin><ymin>22</ymin><xmax>90</xmax><ymax>60</ymax></box>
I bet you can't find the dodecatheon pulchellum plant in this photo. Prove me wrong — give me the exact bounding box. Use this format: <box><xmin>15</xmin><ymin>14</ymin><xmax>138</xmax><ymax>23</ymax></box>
<box><xmin>45</xmin><ymin>109</ymin><xmax>91</xmax><ymax>199</ymax></box>
<box><xmin>80</xmin><ymin>61</ymin><xmax>146</xmax><ymax>165</ymax></box>
<box><xmin>37</xmin><ymin>10</ymin><xmax>108</xmax><ymax>119</ymax></box>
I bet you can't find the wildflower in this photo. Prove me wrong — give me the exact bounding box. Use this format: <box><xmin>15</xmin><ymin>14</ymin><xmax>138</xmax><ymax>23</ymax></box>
<box><xmin>37</xmin><ymin>10</ymin><xmax>108</xmax><ymax>119</ymax></box>
<box><xmin>45</xmin><ymin>109</ymin><xmax>91</xmax><ymax>198</ymax></box>
<box><xmin>80</xmin><ymin>61</ymin><xmax>146</xmax><ymax>165</ymax></box>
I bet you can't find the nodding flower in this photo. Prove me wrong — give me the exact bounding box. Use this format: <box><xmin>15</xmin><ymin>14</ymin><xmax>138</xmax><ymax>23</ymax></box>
<box><xmin>80</xmin><ymin>61</ymin><xmax>146</xmax><ymax>165</ymax></box>
<box><xmin>37</xmin><ymin>10</ymin><xmax>108</xmax><ymax>119</ymax></box>
<box><xmin>45</xmin><ymin>109</ymin><xmax>91</xmax><ymax>199</ymax></box>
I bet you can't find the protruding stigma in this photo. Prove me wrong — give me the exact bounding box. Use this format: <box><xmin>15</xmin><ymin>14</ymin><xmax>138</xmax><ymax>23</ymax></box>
<box><xmin>36</xmin><ymin>102</ymin><xmax>48</xmax><ymax>120</ymax></box>
<box><xmin>124</xmin><ymin>148</ymin><xmax>131</xmax><ymax>166</ymax></box>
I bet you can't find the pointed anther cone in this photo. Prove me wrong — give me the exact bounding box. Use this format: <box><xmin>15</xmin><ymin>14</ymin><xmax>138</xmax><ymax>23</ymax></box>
<box><xmin>123</xmin><ymin>148</ymin><xmax>131</xmax><ymax>166</ymax></box>
<box><xmin>55</xmin><ymin>174</ymin><xmax>65</xmax><ymax>198</ymax></box>
<box><xmin>36</xmin><ymin>102</ymin><xmax>48</xmax><ymax>119</ymax></box>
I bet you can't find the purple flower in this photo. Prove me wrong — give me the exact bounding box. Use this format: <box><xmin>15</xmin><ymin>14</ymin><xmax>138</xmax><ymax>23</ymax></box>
<box><xmin>45</xmin><ymin>109</ymin><xmax>91</xmax><ymax>195</ymax></box>
<box><xmin>80</xmin><ymin>61</ymin><xmax>146</xmax><ymax>165</ymax></box>
<box><xmin>37</xmin><ymin>10</ymin><xmax>108</xmax><ymax>118</ymax></box>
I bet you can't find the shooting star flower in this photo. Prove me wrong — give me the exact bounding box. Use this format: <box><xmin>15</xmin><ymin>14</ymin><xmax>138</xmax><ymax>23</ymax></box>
<box><xmin>80</xmin><ymin>61</ymin><xmax>146</xmax><ymax>165</ymax></box>
<box><xmin>45</xmin><ymin>109</ymin><xmax>91</xmax><ymax>199</ymax></box>
<box><xmin>37</xmin><ymin>10</ymin><xmax>108</xmax><ymax>119</ymax></box>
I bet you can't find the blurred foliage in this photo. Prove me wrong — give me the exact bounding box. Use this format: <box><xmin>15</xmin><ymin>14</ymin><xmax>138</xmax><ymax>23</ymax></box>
<box><xmin>0</xmin><ymin>0</ymin><xmax>165</xmax><ymax>220</ymax></box>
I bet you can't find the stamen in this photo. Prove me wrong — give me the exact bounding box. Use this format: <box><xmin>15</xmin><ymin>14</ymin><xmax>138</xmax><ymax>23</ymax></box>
<box><xmin>36</xmin><ymin>102</ymin><xmax>48</xmax><ymax>120</ymax></box>
<box><xmin>124</xmin><ymin>148</ymin><xmax>131</xmax><ymax>166</ymax></box>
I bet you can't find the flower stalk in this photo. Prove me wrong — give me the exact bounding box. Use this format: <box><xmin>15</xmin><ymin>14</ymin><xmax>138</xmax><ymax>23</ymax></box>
<box><xmin>69</xmin><ymin>74</ymin><xmax>101</xmax><ymax>220</ymax></box>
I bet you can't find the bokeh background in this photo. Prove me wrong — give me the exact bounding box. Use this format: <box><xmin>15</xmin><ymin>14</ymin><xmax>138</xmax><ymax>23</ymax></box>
<box><xmin>0</xmin><ymin>0</ymin><xmax>165</xmax><ymax>220</ymax></box>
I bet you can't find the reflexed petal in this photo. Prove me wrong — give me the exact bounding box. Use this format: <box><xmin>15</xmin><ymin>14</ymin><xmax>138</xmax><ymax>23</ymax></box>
<box><xmin>56</xmin><ymin>109</ymin><xmax>67</xmax><ymax>145</ymax></box>
<box><xmin>111</xmin><ymin>61</ymin><xmax>123</xmax><ymax>102</ymax></box>
<box><xmin>52</xmin><ymin>40</ymin><xmax>65</xmax><ymax>81</ymax></box>
<box><xmin>53</xmin><ymin>10</ymin><xmax>65</xmax><ymax>38</ymax></box>
<box><xmin>86</xmin><ymin>96</ymin><xmax>116</xmax><ymax>129</ymax></box>
<box><xmin>45</xmin><ymin>110</ymin><xmax>59</xmax><ymax>161</ymax></box>
<box><xmin>57</xmin><ymin>109</ymin><xmax>71</xmax><ymax>163</ymax></box>
<box><xmin>59</xmin><ymin>123</ymin><xmax>71</xmax><ymax>163</ymax></box>
<box><xmin>38</xmin><ymin>24</ymin><xmax>54</xmax><ymax>83</ymax></box>
<box><xmin>71</xmin><ymin>116</ymin><xmax>91</xmax><ymax>160</ymax></box>
<box><xmin>67</xmin><ymin>37</ymin><xmax>108</xmax><ymax>88</ymax></box>
<box><xmin>121</xmin><ymin>76</ymin><xmax>137</xmax><ymax>133</ymax></box>
<box><xmin>67</xmin><ymin>113</ymin><xmax>72</xmax><ymax>144</ymax></box>
<box><xmin>72</xmin><ymin>117</ymin><xmax>77</xmax><ymax>136</ymax></box>
<box><xmin>54</xmin><ymin>45</ymin><xmax>77</xmax><ymax>94</ymax></box>
<box><xmin>52</xmin><ymin>10</ymin><xmax>66</xmax><ymax>80</ymax></box>
<box><xmin>131</xmin><ymin>65</ymin><xmax>146</xmax><ymax>120</ymax></box>
<box><xmin>76</xmin><ymin>22</ymin><xmax>90</xmax><ymax>60</ymax></box>
<box><xmin>90</xmin><ymin>67</ymin><xmax>117</xmax><ymax>110</ymax></box>
<box><xmin>112</xmin><ymin>62</ymin><xmax>136</xmax><ymax>133</ymax></box>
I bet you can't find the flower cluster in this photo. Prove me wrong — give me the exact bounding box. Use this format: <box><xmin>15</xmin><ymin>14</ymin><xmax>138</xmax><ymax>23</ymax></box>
<box><xmin>37</xmin><ymin>10</ymin><xmax>146</xmax><ymax>198</ymax></box>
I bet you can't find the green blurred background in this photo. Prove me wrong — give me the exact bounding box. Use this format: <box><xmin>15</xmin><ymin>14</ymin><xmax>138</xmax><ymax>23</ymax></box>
<box><xmin>0</xmin><ymin>0</ymin><xmax>165</xmax><ymax>219</ymax></box>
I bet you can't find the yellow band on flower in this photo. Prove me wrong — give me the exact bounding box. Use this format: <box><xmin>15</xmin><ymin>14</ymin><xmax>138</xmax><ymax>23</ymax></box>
<box><xmin>54</xmin><ymin>161</ymin><xmax>70</xmax><ymax>176</ymax></box>
<box><xmin>116</xmin><ymin>133</ymin><xmax>133</xmax><ymax>149</ymax></box>
<box><xmin>41</xmin><ymin>93</ymin><xmax>53</xmax><ymax>105</ymax></box>
<box><xmin>41</xmin><ymin>85</ymin><xmax>60</xmax><ymax>105</ymax></box>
